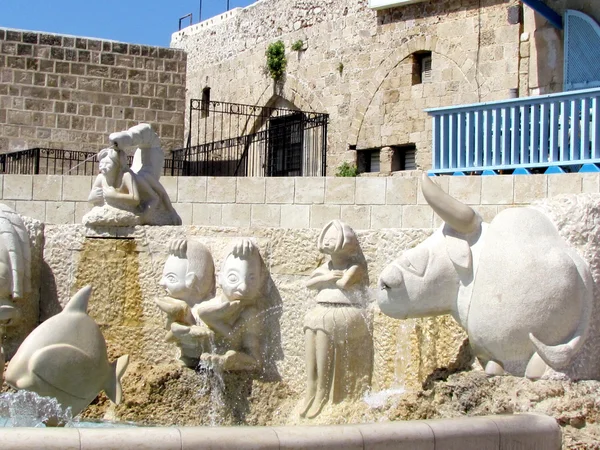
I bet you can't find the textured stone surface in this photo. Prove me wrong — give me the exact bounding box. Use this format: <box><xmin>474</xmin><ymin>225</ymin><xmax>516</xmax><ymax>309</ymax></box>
<box><xmin>71</xmin><ymin>362</ymin><xmax>600</xmax><ymax>449</ymax></box>
<box><xmin>172</xmin><ymin>0</ymin><xmax>521</xmax><ymax>173</ymax></box>
<box><xmin>4</xmin><ymin>173</ymin><xmax>599</xmax><ymax>227</ymax></box>
<box><xmin>0</xmin><ymin>29</ymin><xmax>186</xmax><ymax>153</ymax></box>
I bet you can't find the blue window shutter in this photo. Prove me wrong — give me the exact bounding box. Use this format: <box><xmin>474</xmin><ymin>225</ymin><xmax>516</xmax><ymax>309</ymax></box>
<box><xmin>564</xmin><ymin>10</ymin><xmax>600</xmax><ymax>91</ymax></box>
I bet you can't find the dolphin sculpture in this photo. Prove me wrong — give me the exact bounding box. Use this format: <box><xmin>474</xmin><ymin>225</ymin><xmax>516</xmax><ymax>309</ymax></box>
<box><xmin>4</xmin><ymin>286</ymin><xmax>129</xmax><ymax>417</ymax></box>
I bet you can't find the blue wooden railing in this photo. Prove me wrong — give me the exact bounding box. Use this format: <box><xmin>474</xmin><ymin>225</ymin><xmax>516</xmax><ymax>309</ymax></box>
<box><xmin>426</xmin><ymin>87</ymin><xmax>600</xmax><ymax>175</ymax></box>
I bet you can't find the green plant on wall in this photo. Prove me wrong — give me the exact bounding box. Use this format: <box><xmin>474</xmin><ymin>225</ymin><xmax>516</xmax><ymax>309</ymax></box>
<box><xmin>335</xmin><ymin>162</ymin><xmax>358</xmax><ymax>177</ymax></box>
<box><xmin>266</xmin><ymin>40</ymin><xmax>287</xmax><ymax>80</ymax></box>
<box><xmin>291</xmin><ymin>40</ymin><xmax>304</xmax><ymax>51</ymax></box>
<box><xmin>337</xmin><ymin>62</ymin><xmax>344</xmax><ymax>75</ymax></box>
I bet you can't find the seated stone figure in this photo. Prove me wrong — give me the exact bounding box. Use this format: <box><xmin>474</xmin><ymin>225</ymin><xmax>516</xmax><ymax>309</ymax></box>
<box><xmin>84</xmin><ymin>123</ymin><xmax>181</xmax><ymax>227</ymax></box>
<box><xmin>155</xmin><ymin>239</ymin><xmax>216</xmax><ymax>367</ymax></box>
<box><xmin>164</xmin><ymin>239</ymin><xmax>266</xmax><ymax>372</ymax></box>
<box><xmin>301</xmin><ymin>220</ymin><xmax>373</xmax><ymax>419</ymax></box>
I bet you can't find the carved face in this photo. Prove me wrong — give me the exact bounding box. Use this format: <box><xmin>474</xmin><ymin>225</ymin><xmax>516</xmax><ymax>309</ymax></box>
<box><xmin>317</xmin><ymin>220</ymin><xmax>358</xmax><ymax>257</ymax></box>
<box><xmin>219</xmin><ymin>254</ymin><xmax>262</xmax><ymax>302</ymax></box>
<box><xmin>377</xmin><ymin>229</ymin><xmax>464</xmax><ymax>319</ymax></box>
<box><xmin>320</xmin><ymin>225</ymin><xmax>339</xmax><ymax>255</ymax></box>
<box><xmin>159</xmin><ymin>255</ymin><xmax>190</xmax><ymax>299</ymax></box>
<box><xmin>98</xmin><ymin>148</ymin><xmax>122</xmax><ymax>176</ymax></box>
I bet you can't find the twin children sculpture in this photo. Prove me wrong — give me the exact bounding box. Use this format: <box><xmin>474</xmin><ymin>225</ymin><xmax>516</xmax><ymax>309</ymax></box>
<box><xmin>155</xmin><ymin>238</ymin><xmax>265</xmax><ymax>372</ymax></box>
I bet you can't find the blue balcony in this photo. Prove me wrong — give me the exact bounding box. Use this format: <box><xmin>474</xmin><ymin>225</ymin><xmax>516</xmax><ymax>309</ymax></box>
<box><xmin>426</xmin><ymin>87</ymin><xmax>600</xmax><ymax>175</ymax></box>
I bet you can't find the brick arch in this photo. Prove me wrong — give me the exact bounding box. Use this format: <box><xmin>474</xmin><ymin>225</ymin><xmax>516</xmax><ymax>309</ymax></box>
<box><xmin>253</xmin><ymin>75</ymin><xmax>326</xmax><ymax>114</ymax></box>
<box><xmin>280</xmin><ymin>75</ymin><xmax>327</xmax><ymax>113</ymax></box>
<box><xmin>346</xmin><ymin>35</ymin><xmax>478</xmax><ymax>147</ymax></box>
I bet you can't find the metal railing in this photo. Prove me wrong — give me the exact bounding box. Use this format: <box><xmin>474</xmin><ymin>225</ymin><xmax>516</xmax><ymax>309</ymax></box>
<box><xmin>427</xmin><ymin>87</ymin><xmax>600</xmax><ymax>174</ymax></box>
<box><xmin>0</xmin><ymin>100</ymin><xmax>329</xmax><ymax>178</ymax></box>
<box><xmin>187</xmin><ymin>100</ymin><xmax>328</xmax><ymax>176</ymax></box>
<box><xmin>0</xmin><ymin>148</ymin><xmax>100</xmax><ymax>175</ymax></box>
<box><xmin>0</xmin><ymin>148</ymin><xmax>184</xmax><ymax>177</ymax></box>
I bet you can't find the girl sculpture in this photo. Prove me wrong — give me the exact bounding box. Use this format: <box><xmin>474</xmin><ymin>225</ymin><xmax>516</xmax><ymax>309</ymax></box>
<box><xmin>301</xmin><ymin>220</ymin><xmax>373</xmax><ymax>419</ymax></box>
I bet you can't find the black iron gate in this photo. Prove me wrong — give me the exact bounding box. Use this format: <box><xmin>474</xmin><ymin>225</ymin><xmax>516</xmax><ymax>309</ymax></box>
<box><xmin>183</xmin><ymin>99</ymin><xmax>328</xmax><ymax>177</ymax></box>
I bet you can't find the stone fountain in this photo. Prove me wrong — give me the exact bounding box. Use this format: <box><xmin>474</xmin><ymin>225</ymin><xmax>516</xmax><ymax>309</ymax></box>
<box><xmin>4</xmin><ymin>124</ymin><xmax>600</xmax><ymax>448</ymax></box>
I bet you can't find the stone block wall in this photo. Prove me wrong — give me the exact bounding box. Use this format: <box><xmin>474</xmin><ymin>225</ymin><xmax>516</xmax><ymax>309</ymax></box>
<box><xmin>172</xmin><ymin>0</ymin><xmax>522</xmax><ymax>174</ymax></box>
<box><xmin>0</xmin><ymin>172</ymin><xmax>595</xmax><ymax>226</ymax></box>
<box><xmin>0</xmin><ymin>28</ymin><xmax>187</xmax><ymax>153</ymax></box>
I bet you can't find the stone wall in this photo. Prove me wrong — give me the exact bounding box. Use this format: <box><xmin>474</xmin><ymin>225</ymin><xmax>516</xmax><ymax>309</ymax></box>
<box><xmin>171</xmin><ymin>0</ymin><xmax>522</xmax><ymax>174</ymax></box>
<box><xmin>0</xmin><ymin>172</ymin><xmax>595</xmax><ymax>226</ymax></box>
<box><xmin>0</xmin><ymin>28</ymin><xmax>187</xmax><ymax>153</ymax></box>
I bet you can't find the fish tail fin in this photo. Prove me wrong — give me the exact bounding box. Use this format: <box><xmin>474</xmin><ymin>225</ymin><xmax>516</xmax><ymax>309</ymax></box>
<box><xmin>105</xmin><ymin>354</ymin><xmax>129</xmax><ymax>405</ymax></box>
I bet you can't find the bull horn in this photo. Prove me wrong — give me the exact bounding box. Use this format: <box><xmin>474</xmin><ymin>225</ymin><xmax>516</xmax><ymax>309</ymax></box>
<box><xmin>421</xmin><ymin>174</ymin><xmax>480</xmax><ymax>234</ymax></box>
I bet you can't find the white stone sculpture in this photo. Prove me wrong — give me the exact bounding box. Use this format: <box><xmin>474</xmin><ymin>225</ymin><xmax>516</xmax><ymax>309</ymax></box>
<box><xmin>84</xmin><ymin>123</ymin><xmax>181</xmax><ymax>227</ymax></box>
<box><xmin>378</xmin><ymin>174</ymin><xmax>594</xmax><ymax>380</ymax></box>
<box><xmin>301</xmin><ymin>220</ymin><xmax>372</xmax><ymax>419</ymax></box>
<box><xmin>159</xmin><ymin>239</ymin><xmax>267</xmax><ymax>372</ymax></box>
<box><xmin>4</xmin><ymin>286</ymin><xmax>129</xmax><ymax>418</ymax></box>
<box><xmin>195</xmin><ymin>239</ymin><xmax>265</xmax><ymax>372</ymax></box>
<box><xmin>0</xmin><ymin>204</ymin><xmax>31</xmax><ymax>375</ymax></box>
<box><xmin>155</xmin><ymin>239</ymin><xmax>216</xmax><ymax>368</ymax></box>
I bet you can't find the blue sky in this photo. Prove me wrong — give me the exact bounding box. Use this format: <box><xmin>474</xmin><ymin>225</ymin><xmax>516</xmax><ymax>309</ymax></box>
<box><xmin>0</xmin><ymin>0</ymin><xmax>256</xmax><ymax>47</ymax></box>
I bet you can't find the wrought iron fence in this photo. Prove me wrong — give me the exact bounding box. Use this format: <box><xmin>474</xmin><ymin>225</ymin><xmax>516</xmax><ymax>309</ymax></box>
<box><xmin>0</xmin><ymin>148</ymin><xmax>101</xmax><ymax>175</ymax></box>
<box><xmin>0</xmin><ymin>101</ymin><xmax>328</xmax><ymax>178</ymax></box>
<box><xmin>187</xmin><ymin>99</ymin><xmax>328</xmax><ymax>176</ymax></box>
<box><xmin>0</xmin><ymin>148</ymin><xmax>184</xmax><ymax>176</ymax></box>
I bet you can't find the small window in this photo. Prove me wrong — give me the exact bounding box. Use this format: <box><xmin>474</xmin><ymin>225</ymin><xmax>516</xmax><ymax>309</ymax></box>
<box><xmin>357</xmin><ymin>149</ymin><xmax>381</xmax><ymax>173</ymax></box>
<box><xmin>412</xmin><ymin>51</ymin><xmax>432</xmax><ymax>85</ymax></box>
<box><xmin>392</xmin><ymin>144</ymin><xmax>417</xmax><ymax>171</ymax></box>
<box><xmin>201</xmin><ymin>87</ymin><xmax>210</xmax><ymax>118</ymax></box>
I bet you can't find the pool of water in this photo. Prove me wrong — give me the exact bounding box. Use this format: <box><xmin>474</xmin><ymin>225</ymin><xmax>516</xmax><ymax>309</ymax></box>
<box><xmin>0</xmin><ymin>391</ymin><xmax>144</xmax><ymax>428</ymax></box>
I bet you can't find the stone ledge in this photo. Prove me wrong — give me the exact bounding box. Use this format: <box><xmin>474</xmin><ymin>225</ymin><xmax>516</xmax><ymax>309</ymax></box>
<box><xmin>0</xmin><ymin>415</ymin><xmax>560</xmax><ymax>449</ymax></box>
<box><xmin>1</xmin><ymin>173</ymin><xmax>595</xmax><ymax>227</ymax></box>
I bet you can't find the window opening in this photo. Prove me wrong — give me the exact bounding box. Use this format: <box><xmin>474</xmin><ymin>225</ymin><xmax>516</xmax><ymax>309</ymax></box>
<box><xmin>393</xmin><ymin>144</ymin><xmax>417</xmax><ymax>171</ymax></box>
<box><xmin>267</xmin><ymin>112</ymin><xmax>304</xmax><ymax>176</ymax></box>
<box><xmin>201</xmin><ymin>87</ymin><xmax>210</xmax><ymax>118</ymax></box>
<box><xmin>357</xmin><ymin>149</ymin><xmax>380</xmax><ymax>173</ymax></box>
<box><xmin>412</xmin><ymin>51</ymin><xmax>432</xmax><ymax>85</ymax></box>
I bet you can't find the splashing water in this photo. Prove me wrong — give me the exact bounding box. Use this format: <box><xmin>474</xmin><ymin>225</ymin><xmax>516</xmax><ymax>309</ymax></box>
<box><xmin>196</xmin><ymin>361</ymin><xmax>226</xmax><ymax>426</ymax></box>
<box><xmin>66</xmin><ymin>151</ymin><xmax>101</xmax><ymax>174</ymax></box>
<box><xmin>0</xmin><ymin>391</ymin><xmax>72</xmax><ymax>427</ymax></box>
<box><xmin>363</xmin><ymin>387</ymin><xmax>407</xmax><ymax>409</ymax></box>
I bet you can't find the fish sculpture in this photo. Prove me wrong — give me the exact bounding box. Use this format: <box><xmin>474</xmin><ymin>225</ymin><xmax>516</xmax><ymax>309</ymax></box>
<box><xmin>4</xmin><ymin>285</ymin><xmax>129</xmax><ymax>417</ymax></box>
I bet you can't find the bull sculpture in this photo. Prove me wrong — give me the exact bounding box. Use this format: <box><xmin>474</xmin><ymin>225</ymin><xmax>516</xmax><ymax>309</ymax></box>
<box><xmin>378</xmin><ymin>174</ymin><xmax>594</xmax><ymax>379</ymax></box>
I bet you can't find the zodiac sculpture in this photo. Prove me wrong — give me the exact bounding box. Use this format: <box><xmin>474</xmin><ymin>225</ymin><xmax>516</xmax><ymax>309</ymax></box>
<box><xmin>5</xmin><ymin>286</ymin><xmax>129</xmax><ymax>418</ymax></box>
<box><xmin>155</xmin><ymin>239</ymin><xmax>216</xmax><ymax>367</ymax></box>
<box><xmin>84</xmin><ymin>123</ymin><xmax>181</xmax><ymax>227</ymax></box>
<box><xmin>301</xmin><ymin>220</ymin><xmax>372</xmax><ymax>419</ymax></box>
<box><xmin>157</xmin><ymin>239</ymin><xmax>267</xmax><ymax>372</ymax></box>
<box><xmin>0</xmin><ymin>204</ymin><xmax>31</xmax><ymax>376</ymax></box>
<box><xmin>378</xmin><ymin>174</ymin><xmax>596</xmax><ymax>379</ymax></box>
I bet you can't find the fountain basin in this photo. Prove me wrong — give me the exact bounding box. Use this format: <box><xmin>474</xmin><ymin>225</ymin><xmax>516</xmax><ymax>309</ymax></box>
<box><xmin>0</xmin><ymin>414</ymin><xmax>560</xmax><ymax>449</ymax></box>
